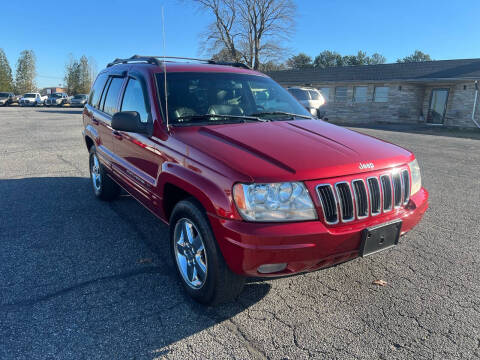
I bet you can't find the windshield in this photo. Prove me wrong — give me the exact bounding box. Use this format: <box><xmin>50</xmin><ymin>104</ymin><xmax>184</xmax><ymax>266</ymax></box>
<box><xmin>73</xmin><ymin>95</ymin><xmax>86</xmax><ymax>99</ymax></box>
<box><xmin>0</xmin><ymin>92</ymin><xmax>10</xmax><ymax>97</ymax></box>
<box><xmin>308</xmin><ymin>90</ymin><xmax>322</xmax><ymax>100</ymax></box>
<box><xmin>51</xmin><ymin>93</ymin><xmax>63</xmax><ymax>98</ymax></box>
<box><xmin>156</xmin><ymin>72</ymin><xmax>311</xmax><ymax>125</ymax></box>
<box><xmin>24</xmin><ymin>94</ymin><xmax>36</xmax><ymax>98</ymax></box>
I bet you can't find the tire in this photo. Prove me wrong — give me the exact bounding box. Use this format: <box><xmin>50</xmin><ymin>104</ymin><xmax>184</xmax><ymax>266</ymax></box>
<box><xmin>88</xmin><ymin>146</ymin><xmax>120</xmax><ymax>201</ymax></box>
<box><xmin>169</xmin><ymin>199</ymin><xmax>245</xmax><ymax>305</ymax></box>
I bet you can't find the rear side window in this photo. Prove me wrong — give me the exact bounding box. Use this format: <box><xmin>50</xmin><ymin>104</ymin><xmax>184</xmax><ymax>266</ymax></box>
<box><xmin>89</xmin><ymin>73</ymin><xmax>108</xmax><ymax>109</ymax></box>
<box><xmin>102</xmin><ymin>77</ymin><xmax>124</xmax><ymax>115</ymax></box>
<box><xmin>121</xmin><ymin>78</ymin><xmax>149</xmax><ymax>123</ymax></box>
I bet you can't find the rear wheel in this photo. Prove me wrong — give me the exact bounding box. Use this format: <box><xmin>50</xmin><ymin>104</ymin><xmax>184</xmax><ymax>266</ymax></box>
<box><xmin>89</xmin><ymin>146</ymin><xmax>120</xmax><ymax>201</ymax></box>
<box><xmin>170</xmin><ymin>199</ymin><xmax>245</xmax><ymax>305</ymax></box>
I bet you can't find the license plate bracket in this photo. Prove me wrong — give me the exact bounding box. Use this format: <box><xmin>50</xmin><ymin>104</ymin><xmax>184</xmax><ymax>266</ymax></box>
<box><xmin>360</xmin><ymin>220</ymin><xmax>402</xmax><ymax>257</ymax></box>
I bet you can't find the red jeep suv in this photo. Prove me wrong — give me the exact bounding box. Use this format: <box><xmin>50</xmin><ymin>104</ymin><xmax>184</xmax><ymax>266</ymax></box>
<box><xmin>82</xmin><ymin>55</ymin><xmax>428</xmax><ymax>305</ymax></box>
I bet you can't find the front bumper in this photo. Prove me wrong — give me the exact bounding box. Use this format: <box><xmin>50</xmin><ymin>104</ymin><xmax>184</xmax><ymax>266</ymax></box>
<box><xmin>210</xmin><ymin>187</ymin><xmax>428</xmax><ymax>277</ymax></box>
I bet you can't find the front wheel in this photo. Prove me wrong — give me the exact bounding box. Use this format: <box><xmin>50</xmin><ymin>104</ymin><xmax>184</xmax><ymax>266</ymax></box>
<box><xmin>89</xmin><ymin>146</ymin><xmax>120</xmax><ymax>201</ymax></box>
<box><xmin>170</xmin><ymin>199</ymin><xmax>245</xmax><ymax>305</ymax></box>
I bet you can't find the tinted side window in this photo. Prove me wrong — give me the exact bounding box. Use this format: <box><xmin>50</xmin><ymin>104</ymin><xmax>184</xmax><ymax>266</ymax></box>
<box><xmin>121</xmin><ymin>78</ymin><xmax>149</xmax><ymax>123</ymax></box>
<box><xmin>89</xmin><ymin>73</ymin><xmax>108</xmax><ymax>108</ymax></box>
<box><xmin>103</xmin><ymin>77</ymin><xmax>124</xmax><ymax>115</ymax></box>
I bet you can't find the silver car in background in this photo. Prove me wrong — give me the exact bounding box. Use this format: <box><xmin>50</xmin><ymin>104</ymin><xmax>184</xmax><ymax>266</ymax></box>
<box><xmin>287</xmin><ymin>86</ymin><xmax>326</xmax><ymax>118</ymax></box>
<box><xmin>45</xmin><ymin>93</ymin><xmax>70</xmax><ymax>107</ymax></box>
<box><xmin>69</xmin><ymin>94</ymin><xmax>89</xmax><ymax>107</ymax></box>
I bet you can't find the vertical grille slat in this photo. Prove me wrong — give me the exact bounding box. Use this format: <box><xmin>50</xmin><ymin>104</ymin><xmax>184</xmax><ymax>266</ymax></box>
<box><xmin>367</xmin><ymin>177</ymin><xmax>381</xmax><ymax>215</ymax></box>
<box><xmin>352</xmin><ymin>180</ymin><xmax>368</xmax><ymax>218</ymax></box>
<box><xmin>316</xmin><ymin>185</ymin><xmax>338</xmax><ymax>224</ymax></box>
<box><xmin>392</xmin><ymin>173</ymin><xmax>402</xmax><ymax>207</ymax></box>
<box><xmin>402</xmin><ymin>169</ymin><xmax>410</xmax><ymax>204</ymax></box>
<box><xmin>380</xmin><ymin>175</ymin><xmax>392</xmax><ymax>211</ymax></box>
<box><xmin>335</xmin><ymin>182</ymin><xmax>354</xmax><ymax>222</ymax></box>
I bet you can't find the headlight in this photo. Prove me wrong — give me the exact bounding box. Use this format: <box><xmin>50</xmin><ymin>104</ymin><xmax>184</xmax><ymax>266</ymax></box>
<box><xmin>408</xmin><ymin>159</ymin><xmax>422</xmax><ymax>195</ymax></box>
<box><xmin>233</xmin><ymin>182</ymin><xmax>317</xmax><ymax>222</ymax></box>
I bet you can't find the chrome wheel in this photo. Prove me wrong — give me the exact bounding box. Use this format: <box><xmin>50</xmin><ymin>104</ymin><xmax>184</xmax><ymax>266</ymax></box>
<box><xmin>174</xmin><ymin>218</ymin><xmax>207</xmax><ymax>289</ymax></box>
<box><xmin>91</xmin><ymin>154</ymin><xmax>101</xmax><ymax>192</ymax></box>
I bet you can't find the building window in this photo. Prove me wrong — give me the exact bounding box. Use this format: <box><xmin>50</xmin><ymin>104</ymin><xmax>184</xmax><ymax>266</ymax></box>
<box><xmin>319</xmin><ymin>87</ymin><xmax>330</xmax><ymax>102</ymax></box>
<box><xmin>335</xmin><ymin>87</ymin><xmax>348</xmax><ymax>102</ymax></box>
<box><xmin>353</xmin><ymin>86</ymin><xmax>368</xmax><ymax>103</ymax></box>
<box><xmin>373</xmin><ymin>86</ymin><xmax>389</xmax><ymax>102</ymax></box>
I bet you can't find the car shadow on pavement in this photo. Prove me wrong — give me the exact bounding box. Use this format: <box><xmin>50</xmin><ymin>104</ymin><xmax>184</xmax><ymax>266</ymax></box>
<box><xmin>36</xmin><ymin>109</ymin><xmax>84</xmax><ymax>114</ymax></box>
<box><xmin>0</xmin><ymin>176</ymin><xmax>270</xmax><ymax>359</ymax></box>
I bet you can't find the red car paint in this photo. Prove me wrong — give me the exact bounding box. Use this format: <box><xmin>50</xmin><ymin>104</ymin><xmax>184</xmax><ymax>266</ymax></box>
<box><xmin>83</xmin><ymin>62</ymin><xmax>428</xmax><ymax>277</ymax></box>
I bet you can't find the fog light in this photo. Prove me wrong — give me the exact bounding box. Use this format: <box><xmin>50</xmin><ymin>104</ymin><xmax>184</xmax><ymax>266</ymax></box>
<box><xmin>257</xmin><ymin>263</ymin><xmax>287</xmax><ymax>274</ymax></box>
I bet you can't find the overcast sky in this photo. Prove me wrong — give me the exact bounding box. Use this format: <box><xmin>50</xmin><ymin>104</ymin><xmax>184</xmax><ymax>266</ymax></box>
<box><xmin>2</xmin><ymin>0</ymin><xmax>480</xmax><ymax>88</ymax></box>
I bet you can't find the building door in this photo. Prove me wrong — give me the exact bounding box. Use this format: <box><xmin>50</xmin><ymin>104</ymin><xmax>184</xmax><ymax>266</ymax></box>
<box><xmin>427</xmin><ymin>89</ymin><xmax>449</xmax><ymax>124</ymax></box>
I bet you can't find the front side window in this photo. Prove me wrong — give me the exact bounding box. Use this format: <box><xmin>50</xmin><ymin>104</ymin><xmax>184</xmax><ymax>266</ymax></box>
<box><xmin>102</xmin><ymin>77</ymin><xmax>124</xmax><ymax>115</ymax></box>
<box><xmin>353</xmin><ymin>86</ymin><xmax>368</xmax><ymax>103</ymax></box>
<box><xmin>155</xmin><ymin>72</ymin><xmax>311</xmax><ymax>125</ymax></box>
<box><xmin>374</xmin><ymin>86</ymin><xmax>389</xmax><ymax>102</ymax></box>
<box><xmin>335</xmin><ymin>87</ymin><xmax>348</xmax><ymax>102</ymax></box>
<box><xmin>89</xmin><ymin>73</ymin><xmax>108</xmax><ymax>108</ymax></box>
<box><xmin>121</xmin><ymin>78</ymin><xmax>149</xmax><ymax>123</ymax></box>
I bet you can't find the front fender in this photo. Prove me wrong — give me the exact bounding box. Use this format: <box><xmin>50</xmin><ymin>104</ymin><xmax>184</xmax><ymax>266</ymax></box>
<box><xmin>158</xmin><ymin>162</ymin><xmax>237</xmax><ymax>221</ymax></box>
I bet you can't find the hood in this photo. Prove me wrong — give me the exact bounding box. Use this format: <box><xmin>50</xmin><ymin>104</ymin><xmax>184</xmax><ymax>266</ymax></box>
<box><xmin>173</xmin><ymin>119</ymin><xmax>414</xmax><ymax>182</ymax></box>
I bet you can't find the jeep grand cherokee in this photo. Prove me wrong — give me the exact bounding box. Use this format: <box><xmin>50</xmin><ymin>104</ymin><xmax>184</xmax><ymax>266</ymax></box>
<box><xmin>82</xmin><ymin>55</ymin><xmax>428</xmax><ymax>305</ymax></box>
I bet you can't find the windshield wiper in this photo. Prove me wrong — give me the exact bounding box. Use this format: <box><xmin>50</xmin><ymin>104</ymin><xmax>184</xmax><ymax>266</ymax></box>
<box><xmin>249</xmin><ymin>111</ymin><xmax>312</xmax><ymax>120</ymax></box>
<box><xmin>174</xmin><ymin>114</ymin><xmax>269</xmax><ymax>124</ymax></box>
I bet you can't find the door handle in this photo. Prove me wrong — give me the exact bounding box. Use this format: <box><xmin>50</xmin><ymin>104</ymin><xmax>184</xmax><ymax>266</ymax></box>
<box><xmin>112</xmin><ymin>130</ymin><xmax>123</xmax><ymax>140</ymax></box>
<box><xmin>92</xmin><ymin>118</ymin><xmax>99</xmax><ymax>125</ymax></box>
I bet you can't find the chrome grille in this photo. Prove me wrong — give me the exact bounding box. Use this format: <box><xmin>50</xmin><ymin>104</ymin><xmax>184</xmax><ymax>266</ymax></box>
<box><xmin>316</xmin><ymin>168</ymin><xmax>411</xmax><ymax>225</ymax></box>
<box><xmin>367</xmin><ymin>177</ymin><xmax>381</xmax><ymax>215</ymax></box>
<box><xmin>316</xmin><ymin>184</ymin><xmax>338</xmax><ymax>224</ymax></box>
<box><xmin>381</xmin><ymin>175</ymin><xmax>393</xmax><ymax>212</ymax></box>
<box><xmin>402</xmin><ymin>169</ymin><xmax>410</xmax><ymax>204</ymax></box>
<box><xmin>335</xmin><ymin>182</ymin><xmax>354</xmax><ymax>222</ymax></box>
<box><xmin>352</xmin><ymin>180</ymin><xmax>368</xmax><ymax>218</ymax></box>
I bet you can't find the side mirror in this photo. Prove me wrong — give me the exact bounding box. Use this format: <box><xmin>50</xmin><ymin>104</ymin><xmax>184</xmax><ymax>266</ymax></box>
<box><xmin>111</xmin><ymin>111</ymin><xmax>149</xmax><ymax>135</ymax></box>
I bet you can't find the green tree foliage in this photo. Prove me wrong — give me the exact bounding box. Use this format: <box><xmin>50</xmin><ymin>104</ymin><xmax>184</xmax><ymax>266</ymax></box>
<box><xmin>0</xmin><ymin>49</ymin><xmax>14</xmax><ymax>92</ymax></box>
<box><xmin>367</xmin><ymin>53</ymin><xmax>387</xmax><ymax>65</ymax></box>
<box><xmin>15</xmin><ymin>50</ymin><xmax>36</xmax><ymax>94</ymax></box>
<box><xmin>313</xmin><ymin>50</ymin><xmax>344</xmax><ymax>68</ymax></box>
<box><xmin>286</xmin><ymin>53</ymin><xmax>313</xmax><ymax>69</ymax></box>
<box><xmin>65</xmin><ymin>55</ymin><xmax>94</xmax><ymax>95</ymax></box>
<box><xmin>397</xmin><ymin>50</ymin><xmax>432</xmax><ymax>63</ymax></box>
<box><xmin>258</xmin><ymin>61</ymin><xmax>286</xmax><ymax>72</ymax></box>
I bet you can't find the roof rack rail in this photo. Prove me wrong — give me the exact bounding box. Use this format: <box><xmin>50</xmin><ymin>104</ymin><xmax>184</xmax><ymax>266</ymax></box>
<box><xmin>107</xmin><ymin>55</ymin><xmax>252</xmax><ymax>70</ymax></box>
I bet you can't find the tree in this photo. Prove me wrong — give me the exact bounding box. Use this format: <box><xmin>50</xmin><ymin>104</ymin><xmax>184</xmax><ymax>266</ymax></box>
<box><xmin>193</xmin><ymin>0</ymin><xmax>296</xmax><ymax>69</ymax></box>
<box><xmin>367</xmin><ymin>53</ymin><xmax>386</xmax><ymax>65</ymax></box>
<box><xmin>15</xmin><ymin>50</ymin><xmax>36</xmax><ymax>94</ymax></box>
<box><xmin>258</xmin><ymin>60</ymin><xmax>286</xmax><ymax>72</ymax></box>
<box><xmin>286</xmin><ymin>53</ymin><xmax>312</xmax><ymax>69</ymax></box>
<box><xmin>0</xmin><ymin>49</ymin><xmax>14</xmax><ymax>92</ymax></box>
<box><xmin>313</xmin><ymin>50</ymin><xmax>344</xmax><ymax>68</ymax></box>
<box><xmin>65</xmin><ymin>55</ymin><xmax>94</xmax><ymax>95</ymax></box>
<box><xmin>342</xmin><ymin>51</ymin><xmax>369</xmax><ymax>66</ymax></box>
<box><xmin>397</xmin><ymin>50</ymin><xmax>432</xmax><ymax>63</ymax></box>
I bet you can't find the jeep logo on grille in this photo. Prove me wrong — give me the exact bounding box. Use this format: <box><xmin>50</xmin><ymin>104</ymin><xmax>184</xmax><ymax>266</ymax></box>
<box><xmin>359</xmin><ymin>162</ymin><xmax>374</xmax><ymax>170</ymax></box>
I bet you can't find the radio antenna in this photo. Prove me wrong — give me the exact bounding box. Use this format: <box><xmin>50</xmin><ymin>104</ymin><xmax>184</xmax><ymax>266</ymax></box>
<box><xmin>161</xmin><ymin>6</ymin><xmax>170</xmax><ymax>131</ymax></box>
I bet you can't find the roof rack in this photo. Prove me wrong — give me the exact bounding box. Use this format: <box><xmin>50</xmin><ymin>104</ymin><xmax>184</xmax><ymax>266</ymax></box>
<box><xmin>107</xmin><ymin>55</ymin><xmax>251</xmax><ymax>69</ymax></box>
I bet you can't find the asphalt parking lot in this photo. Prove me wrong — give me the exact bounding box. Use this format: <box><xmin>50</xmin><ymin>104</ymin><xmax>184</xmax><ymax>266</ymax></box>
<box><xmin>1</xmin><ymin>106</ymin><xmax>479</xmax><ymax>359</ymax></box>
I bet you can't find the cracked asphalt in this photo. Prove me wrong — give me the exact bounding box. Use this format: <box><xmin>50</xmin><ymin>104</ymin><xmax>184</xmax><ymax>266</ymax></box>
<box><xmin>1</xmin><ymin>106</ymin><xmax>479</xmax><ymax>359</ymax></box>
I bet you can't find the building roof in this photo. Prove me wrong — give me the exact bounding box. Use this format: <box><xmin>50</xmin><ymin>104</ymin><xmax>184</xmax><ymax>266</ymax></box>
<box><xmin>267</xmin><ymin>58</ymin><xmax>480</xmax><ymax>84</ymax></box>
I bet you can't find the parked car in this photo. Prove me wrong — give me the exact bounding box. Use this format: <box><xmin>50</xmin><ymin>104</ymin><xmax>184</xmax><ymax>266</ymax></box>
<box><xmin>45</xmin><ymin>92</ymin><xmax>69</xmax><ymax>107</ymax></box>
<box><xmin>70</xmin><ymin>94</ymin><xmax>89</xmax><ymax>107</ymax></box>
<box><xmin>0</xmin><ymin>92</ymin><xmax>16</xmax><ymax>106</ymax></box>
<box><xmin>19</xmin><ymin>93</ymin><xmax>43</xmax><ymax>106</ymax></box>
<box><xmin>287</xmin><ymin>87</ymin><xmax>326</xmax><ymax>118</ymax></box>
<box><xmin>82</xmin><ymin>55</ymin><xmax>429</xmax><ymax>305</ymax></box>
